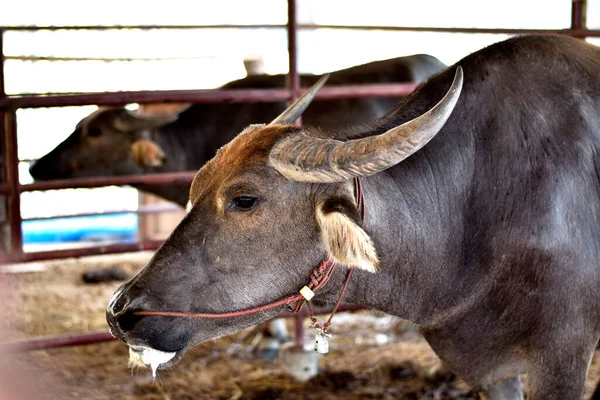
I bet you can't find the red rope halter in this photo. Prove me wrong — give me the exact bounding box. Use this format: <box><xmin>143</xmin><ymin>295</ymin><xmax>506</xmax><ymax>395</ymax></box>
<box><xmin>135</xmin><ymin>178</ymin><xmax>365</xmax><ymax>331</ymax></box>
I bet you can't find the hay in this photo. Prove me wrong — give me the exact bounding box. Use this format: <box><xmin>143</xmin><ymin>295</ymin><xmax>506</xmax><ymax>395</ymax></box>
<box><xmin>3</xmin><ymin>252</ymin><xmax>600</xmax><ymax>399</ymax></box>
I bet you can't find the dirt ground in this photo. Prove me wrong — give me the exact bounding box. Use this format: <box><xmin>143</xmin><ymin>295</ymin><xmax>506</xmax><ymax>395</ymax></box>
<box><xmin>2</xmin><ymin>252</ymin><xmax>600</xmax><ymax>400</ymax></box>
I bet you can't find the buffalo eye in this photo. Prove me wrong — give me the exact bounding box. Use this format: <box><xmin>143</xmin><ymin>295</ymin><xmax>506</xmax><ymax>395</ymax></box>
<box><xmin>87</xmin><ymin>128</ymin><xmax>102</xmax><ymax>137</ymax></box>
<box><xmin>232</xmin><ymin>196</ymin><xmax>258</xmax><ymax>211</ymax></box>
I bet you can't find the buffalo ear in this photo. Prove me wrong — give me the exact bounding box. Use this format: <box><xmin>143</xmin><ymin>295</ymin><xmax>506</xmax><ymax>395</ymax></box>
<box><xmin>316</xmin><ymin>197</ymin><xmax>379</xmax><ymax>273</ymax></box>
<box><xmin>130</xmin><ymin>139</ymin><xmax>166</xmax><ymax>168</ymax></box>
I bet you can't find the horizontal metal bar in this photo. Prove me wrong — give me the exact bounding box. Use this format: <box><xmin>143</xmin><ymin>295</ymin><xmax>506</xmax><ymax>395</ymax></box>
<box><xmin>23</xmin><ymin>203</ymin><xmax>182</xmax><ymax>222</ymax></box>
<box><xmin>315</xmin><ymin>83</ymin><xmax>416</xmax><ymax>99</ymax></box>
<box><xmin>5</xmin><ymin>55</ymin><xmax>224</xmax><ymax>62</ymax></box>
<box><xmin>20</xmin><ymin>171</ymin><xmax>196</xmax><ymax>192</ymax></box>
<box><xmin>300</xmin><ymin>25</ymin><xmax>600</xmax><ymax>37</ymax></box>
<box><xmin>0</xmin><ymin>83</ymin><xmax>415</xmax><ymax>109</ymax></box>
<box><xmin>0</xmin><ymin>88</ymin><xmax>291</xmax><ymax>109</ymax></box>
<box><xmin>0</xmin><ymin>24</ymin><xmax>287</xmax><ymax>31</ymax></box>
<box><xmin>1</xmin><ymin>304</ymin><xmax>365</xmax><ymax>352</ymax></box>
<box><xmin>1</xmin><ymin>24</ymin><xmax>599</xmax><ymax>37</ymax></box>
<box><xmin>2</xmin><ymin>330</ymin><xmax>116</xmax><ymax>352</ymax></box>
<box><xmin>0</xmin><ymin>240</ymin><xmax>164</xmax><ymax>264</ymax></box>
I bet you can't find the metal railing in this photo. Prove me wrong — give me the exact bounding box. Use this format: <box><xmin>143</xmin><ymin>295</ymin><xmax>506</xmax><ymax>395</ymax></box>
<box><xmin>1</xmin><ymin>0</ymin><xmax>594</xmax><ymax>264</ymax></box>
<box><xmin>0</xmin><ymin>0</ymin><xmax>590</xmax><ymax>347</ymax></box>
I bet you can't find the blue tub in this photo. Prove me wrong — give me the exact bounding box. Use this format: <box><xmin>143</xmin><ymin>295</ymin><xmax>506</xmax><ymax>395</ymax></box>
<box><xmin>22</xmin><ymin>213</ymin><xmax>138</xmax><ymax>244</ymax></box>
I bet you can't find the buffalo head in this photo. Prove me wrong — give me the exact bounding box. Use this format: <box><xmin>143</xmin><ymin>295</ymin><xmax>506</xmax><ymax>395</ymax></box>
<box><xmin>106</xmin><ymin>68</ymin><xmax>463</xmax><ymax>371</ymax></box>
<box><xmin>28</xmin><ymin>107</ymin><xmax>183</xmax><ymax>180</ymax></box>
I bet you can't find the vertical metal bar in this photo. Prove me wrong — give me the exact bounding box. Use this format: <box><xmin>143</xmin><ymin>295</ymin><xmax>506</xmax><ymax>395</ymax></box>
<box><xmin>286</xmin><ymin>0</ymin><xmax>302</xmax><ymax>124</ymax></box>
<box><xmin>0</xmin><ymin>29</ymin><xmax>5</xmax><ymax>98</ymax></box>
<box><xmin>0</xmin><ymin>28</ymin><xmax>6</xmax><ymax>176</ymax></box>
<box><xmin>0</xmin><ymin>111</ymin><xmax>6</xmax><ymax>257</ymax></box>
<box><xmin>571</xmin><ymin>0</ymin><xmax>587</xmax><ymax>38</ymax></box>
<box><xmin>4</xmin><ymin>111</ymin><xmax>23</xmax><ymax>257</ymax></box>
<box><xmin>293</xmin><ymin>313</ymin><xmax>305</xmax><ymax>348</ymax></box>
<box><xmin>0</xmin><ymin>29</ymin><xmax>10</xmax><ymax>258</ymax></box>
<box><xmin>287</xmin><ymin>0</ymin><xmax>306</xmax><ymax>348</ymax></box>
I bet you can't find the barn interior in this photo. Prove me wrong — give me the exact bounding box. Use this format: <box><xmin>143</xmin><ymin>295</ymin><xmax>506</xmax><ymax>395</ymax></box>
<box><xmin>2</xmin><ymin>1</ymin><xmax>600</xmax><ymax>399</ymax></box>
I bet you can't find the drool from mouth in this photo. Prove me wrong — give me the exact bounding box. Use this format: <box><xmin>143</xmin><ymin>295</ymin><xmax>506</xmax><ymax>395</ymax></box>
<box><xmin>128</xmin><ymin>346</ymin><xmax>177</xmax><ymax>378</ymax></box>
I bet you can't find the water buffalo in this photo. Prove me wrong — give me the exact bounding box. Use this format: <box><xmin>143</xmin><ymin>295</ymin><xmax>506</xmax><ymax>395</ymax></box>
<box><xmin>29</xmin><ymin>54</ymin><xmax>445</xmax><ymax>207</ymax></box>
<box><xmin>107</xmin><ymin>34</ymin><xmax>600</xmax><ymax>399</ymax></box>
<box><xmin>30</xmin><ymin>54</ymin><xmax>444</xmax><ymax>359</ymax></box>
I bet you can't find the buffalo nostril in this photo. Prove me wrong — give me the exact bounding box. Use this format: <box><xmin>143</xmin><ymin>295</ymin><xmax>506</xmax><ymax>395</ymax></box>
<box><xmin>106</xmin><ymin>286</ymin><xmax>131</xmax><ymax>337</ymax></box>
<box><xmin>107</xmin><ymin>290</ymin><xmax>151</xmax><ymax>333</ymax></box>
<box><xmin>115</xmin><ymin>310</ymin><xmax>145</xmax><ymax>333</ymax></box>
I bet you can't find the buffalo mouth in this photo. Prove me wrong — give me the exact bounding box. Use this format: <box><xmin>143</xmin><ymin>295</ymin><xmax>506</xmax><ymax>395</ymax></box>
<box><xmin>108</xmin><ymin>317</ymin><xmax>192</xmax><ymax>374</ymax></box>
<box><xmin>128</xmin><ymin>345</ymin><xmax>185</xmax><ymax>376</ymax></box>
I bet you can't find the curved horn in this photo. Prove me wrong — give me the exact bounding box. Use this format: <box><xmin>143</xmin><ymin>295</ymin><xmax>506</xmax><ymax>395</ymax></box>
<box><xmin>112</xmin><ymin>109</ymin><xmax>180</xmax><ymax>133</ymax></box>
<box><xmin>270</xmin><ymin>74</ymin><xmax>330</xmax><ymax>125</ymax></box>
<box><xmin>269</xmin><ymin>66</ymin><xmax>463</xmax><ymax>183</ymax></box>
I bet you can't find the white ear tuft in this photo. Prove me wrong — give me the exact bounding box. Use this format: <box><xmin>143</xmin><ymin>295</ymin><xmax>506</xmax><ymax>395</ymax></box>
<box><xmin>317</xmin><ymin>203</ymin><xmax>379</xmax><ymax>273</ymax></box>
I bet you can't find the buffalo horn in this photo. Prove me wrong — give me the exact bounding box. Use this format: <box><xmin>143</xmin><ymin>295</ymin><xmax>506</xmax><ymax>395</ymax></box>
<box><xmin>270</xmin><ymin>75</ymin><xmax>330</xmax><ymax>125</ymax></box>
<box><xmin>269</xmin><ymin>67</ymin><xmax>463</xmax><ymax>182</ymax></box>
<box><xmin>113</xmin><ymin>109</ymin><xmax>180</xmax><ymax>133</ymax></box>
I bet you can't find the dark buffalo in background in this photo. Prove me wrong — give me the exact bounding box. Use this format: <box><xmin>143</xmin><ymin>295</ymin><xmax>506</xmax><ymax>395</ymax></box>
<box><xmin>29</xmin><ymin>54</ymin><xmax>445</xmax><ymax>207</ymax></box>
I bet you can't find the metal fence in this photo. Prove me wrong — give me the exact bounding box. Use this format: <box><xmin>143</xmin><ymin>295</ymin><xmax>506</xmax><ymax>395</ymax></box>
<box><xmin>1</xmin><ymin>0</ymin><xmax>596</xmax><ymax>264</ymax></box>
<box><xmin>0</xmin><ymin>0</ymin><xmax>594</xmax><ymax>349</ymax></box>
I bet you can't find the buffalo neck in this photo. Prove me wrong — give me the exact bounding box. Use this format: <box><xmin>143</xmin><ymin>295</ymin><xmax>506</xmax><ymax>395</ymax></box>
<box><xmin>322</xmin><ymin>68</ymin><xmax>478</xmax><ymax>325</ymax></box>
<box><xmin>340</xmin><ymin>149</ymin><xmax>473</xmax><ymax>325</ymax></box>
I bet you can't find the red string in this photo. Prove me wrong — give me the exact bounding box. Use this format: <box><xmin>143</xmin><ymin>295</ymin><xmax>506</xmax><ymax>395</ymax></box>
<box><xmin>323</xmin><ymin>268</ymin><xmax>353</xmax><ymax>331</ymax></box>
<box><xmin>135</xmin><ymin>294</ymin><xmax>303</xmax><ymax>319</ymax></box>
<box><xmin>135</xmin><ymin>259</ymin><xmax>336</xmax><ymax>319</ymax></box>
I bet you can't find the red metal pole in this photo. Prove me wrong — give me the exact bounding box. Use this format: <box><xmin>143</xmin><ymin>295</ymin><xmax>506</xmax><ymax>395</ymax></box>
<box><xmin>0</xmin><ymin>84</ymin><xmax>415</xmax><ymax>110</ymax></box>
<box><xmin>286</xmin><ymin>0</ymin><xmax>301</xmax><ymax>125</ymax></box>
<box><xmin>287</xmin><ymin>0</ymin><xmax>300</xmax><ymax>99</ymax></box>
<box><xmin>287</xmin><ymin>0</ymin><xmax>307</xmax><ymax>348</ymax></box>
<box><xmin>3</xmin><ymin>111</ymin><xmax>23</xmax><ymax>257</ymax></box>
<box><xmin>0</xmin><ymin>239</ymin><xmax>164</xmax><ymax>264</ymax></box>
<box><xmin>0</xmin><ymin>29</ymin><xmax>7</xmax><ymax>257</ymax></box>
<box><xmin>22</xmin><ymin>203</ymin><xmax>182</xmax><ymax>222</ymax></box>
<box><xmin>0</xmin><ymin>88</ymin><xmax>291</xmax><ymax>109</ymax></box>
<box><xmin>311</xmin><ymin>83</ymin><xmax>416</xmax><ymax>99</ymax></box>
<box><xmin>2</xmin><ymin>24</ymin><xmax>600</xmax><ymax>37</ymax></box>
<box><xmin>0</xmin><ymin>29</ymin><xmax>5</xmax><ymax>99</ymax></box>
<box><xmin>571</xmin><ymin>0</ymin><xmax>587</xmax><ymax>38</ymax></box>
<box><xmin>1</xmin><ymin>24</ymin><xmax>288</xmax><ymax>31</ymax></box>
<box><xmin>20</xmin><ymin>170</ymin><xmax>196</xmax><ymax>192</ymax></box>
<box><xmin>2</xmin><ymin>330</ymin><xmax>116</xmax><ymax>353</ymax></box>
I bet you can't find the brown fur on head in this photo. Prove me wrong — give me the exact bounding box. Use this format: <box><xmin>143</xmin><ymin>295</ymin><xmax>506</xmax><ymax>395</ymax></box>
<box><xmin>188</xmin><ymin>124</ymin><xmax>299</xmax><ymax>206</ymax></box>
<box><xmin>188</xmin><ymin>124</ymin><xmax>379</xmax><ymax>273</ymax></box>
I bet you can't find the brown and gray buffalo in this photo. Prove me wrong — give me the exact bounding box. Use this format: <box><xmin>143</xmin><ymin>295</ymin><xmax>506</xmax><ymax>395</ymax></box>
<box><xmin>107</xmin><ymin>34</ymin><xmax>600</xmax><ymax>399</ymax></box>
<box><xmin>29</xmin><ymin>54</ymin><xmax>445</xmax><ymax>207</ymax></box>
<box><xmin>31</xmin><ymin>54</ymin><xmax>445</xmax><ymax>358</ymax></box>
